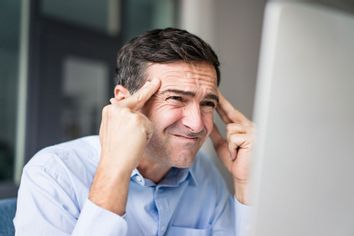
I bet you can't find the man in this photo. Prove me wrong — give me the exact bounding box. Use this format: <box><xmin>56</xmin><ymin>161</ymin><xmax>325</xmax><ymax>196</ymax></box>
<box><xmin>14</xmin><ymin>28</ymin><xmax>253</xmax><ymax>235</ymax></box>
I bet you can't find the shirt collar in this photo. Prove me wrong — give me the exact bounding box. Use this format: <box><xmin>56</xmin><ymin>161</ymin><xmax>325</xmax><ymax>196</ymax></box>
<box><xmin>130</xmin><ymin>165</ymin><xmax>199</xmax><ymax>187</ymax></box>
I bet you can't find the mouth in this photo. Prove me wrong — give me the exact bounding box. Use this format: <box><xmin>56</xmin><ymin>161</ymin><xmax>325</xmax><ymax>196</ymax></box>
<box><xmin>172</xmin><ymin>134</ymin><xmax>199</xmax><ymax>141</ymax></box>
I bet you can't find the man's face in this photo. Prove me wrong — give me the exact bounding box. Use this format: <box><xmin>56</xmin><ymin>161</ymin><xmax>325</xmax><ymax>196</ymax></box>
<box><xmin>141</xmin><ymin>61</ymin><xmax>218</xmax><ymax>168</ymax></box>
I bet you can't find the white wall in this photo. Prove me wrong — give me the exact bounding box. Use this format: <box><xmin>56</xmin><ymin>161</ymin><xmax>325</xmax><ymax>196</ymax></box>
<box><xmin>214</xmin><ymin>0</ymin><xmax>266</xmax><ymax>119</ymax></box>
<box><xmin>179</xmin><ymin>0</ymin><xmax>266</xmax><ymax>120</ymax></box>
<box><xmin>179</xmin><ymin>0</ymin><xmax>266</xmax><ymax>192</ymax></box>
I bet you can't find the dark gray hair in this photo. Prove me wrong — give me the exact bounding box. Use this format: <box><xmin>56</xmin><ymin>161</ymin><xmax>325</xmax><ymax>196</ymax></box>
<box><xmin>115</xmin><ymin>28</ymin><xmax>220</xmax><ymax>93</ymax></box>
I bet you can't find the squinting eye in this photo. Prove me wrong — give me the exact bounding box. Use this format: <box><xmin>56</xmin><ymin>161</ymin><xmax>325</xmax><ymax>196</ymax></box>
<box><xmin>201</xmin><ymin>101</ymin><xmax>217</xmax><ymax>108</ymax></box>
<box><xmin>166</xmin><ymin>96</ymin><xmax>183</xmax><ymax>102</ymax></box>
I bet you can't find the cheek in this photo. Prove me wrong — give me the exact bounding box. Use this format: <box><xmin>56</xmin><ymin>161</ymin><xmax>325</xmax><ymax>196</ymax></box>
<box><xmin>149</xmin><ymin>106</ymin><xmax>184</xmax><ymax>129</ymax></box>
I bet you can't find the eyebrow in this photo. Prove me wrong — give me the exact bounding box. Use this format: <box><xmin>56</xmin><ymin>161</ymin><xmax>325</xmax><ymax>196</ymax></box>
<box><xmin>160</xmin><ymin>89</ymin><xmax>219</xmax><ymax>103</ymax></box>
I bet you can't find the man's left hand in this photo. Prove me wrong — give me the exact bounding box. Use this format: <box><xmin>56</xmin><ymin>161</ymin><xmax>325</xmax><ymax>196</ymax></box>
<box><xmin>210</xmin><ymin>90</ymin><xmax>255</xmax><ymax>205</ymax></box>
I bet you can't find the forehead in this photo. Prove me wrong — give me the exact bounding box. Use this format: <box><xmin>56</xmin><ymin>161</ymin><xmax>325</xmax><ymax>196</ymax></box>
<box><xmin>145</xmin><ymin>61</ymin><xmax>217</xmax><ymax>93</ymax></box>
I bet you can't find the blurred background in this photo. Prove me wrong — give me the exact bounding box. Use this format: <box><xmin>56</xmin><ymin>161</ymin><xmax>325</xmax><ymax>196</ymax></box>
<box><xmin>0</xmin><ymin>0</ymin><xmax>353</xmax><ymax>198</ymax></box>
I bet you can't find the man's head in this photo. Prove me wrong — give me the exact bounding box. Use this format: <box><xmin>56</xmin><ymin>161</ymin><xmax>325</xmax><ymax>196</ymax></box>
<box><xmin>115</xmin><ymin>28</ymin><xmax>220</xmax><ymax>93</ymax></box>
<box><xmin>114</xmin><ymin>28</ymin><xmax>221</xmax><ymax>169</ymax></box>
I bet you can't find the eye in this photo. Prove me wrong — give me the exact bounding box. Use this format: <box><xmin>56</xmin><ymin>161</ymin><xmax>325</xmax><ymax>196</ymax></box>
<box><xmin>201</xmin><ymin>100</ymin><xmax>217</xmax><ymax>108</ymax></box>
<box><xmin>166</xmin><ymin>96</ymin><xmax>184</xmax><ymax>102</ymax></box>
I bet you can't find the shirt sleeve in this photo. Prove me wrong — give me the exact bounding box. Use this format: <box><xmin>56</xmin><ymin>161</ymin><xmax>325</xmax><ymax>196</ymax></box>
<box><xmin>72</xmin><ymin>200</ymin><xmax>127</xmax><ymax>236</ymax></box>
<box><xmin>234</xmin><ymin>197</ymin><xmax>252</xmax><ymax>236</ymax></box>
<box><xmin>210</xmin><ymin>194</ymin><xmax>252</xmax><ymax>236</ymax></box>
<box><xmin>14</xmin><ymin>162</ymin><xmax>128</xmax><ymax>236</ymax></box>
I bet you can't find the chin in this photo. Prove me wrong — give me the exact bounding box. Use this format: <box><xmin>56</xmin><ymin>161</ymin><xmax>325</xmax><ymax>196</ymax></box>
<box><xmin>170</xmin><ymin>150</ymin><xmax>198</xmax><ymax>168</ymax></box>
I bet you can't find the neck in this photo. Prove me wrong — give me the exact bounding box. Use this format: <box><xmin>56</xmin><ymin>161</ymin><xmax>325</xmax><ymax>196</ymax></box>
<box><xmin>137</xmin><ymin>156</ymin><xmax>171</xmax><ymax>183</ymax></box>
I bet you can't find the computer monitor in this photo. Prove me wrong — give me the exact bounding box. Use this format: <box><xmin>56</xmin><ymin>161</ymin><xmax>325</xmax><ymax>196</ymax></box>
<box><xmin>250</xmin><ymin>2</ymin><xmax>354</xmax><ymax>236</ymax></box>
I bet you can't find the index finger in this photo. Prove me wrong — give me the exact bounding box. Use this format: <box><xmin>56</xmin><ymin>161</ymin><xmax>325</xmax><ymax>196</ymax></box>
<box><xmin>216</xmin><ymin>90</ymin><xmax>250</xmax><ymax>125</ymax></box>
<box><xmin>120</xmin><ymin>78</ymin><xmax>161</xmax><ymax>110</ymax></box>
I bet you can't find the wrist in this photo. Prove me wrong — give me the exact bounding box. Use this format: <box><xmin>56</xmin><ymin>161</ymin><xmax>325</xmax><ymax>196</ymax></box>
<box><xmin>233</xmin><ymin>180</ymin><xmax>250</xmax><ymax>205</ymax></box>
<box><xmin>89</xmin><ymin>163</ymin><xmax>132</xmax><ymax>215</ymax></box>
<box><xmin>99</xmin><ymin>151</ymin><xmax>137</xmax><ymax>175</ymax></box>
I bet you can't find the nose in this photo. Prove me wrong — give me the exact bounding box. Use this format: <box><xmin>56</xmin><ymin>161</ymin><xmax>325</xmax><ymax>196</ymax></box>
<box><xmin>181</xmin><ymin>103</ymin><xmax>205</xmax><ymax>134</ymax></box>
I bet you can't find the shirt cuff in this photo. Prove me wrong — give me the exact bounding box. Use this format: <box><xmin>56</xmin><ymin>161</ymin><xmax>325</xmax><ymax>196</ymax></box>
<box><xmin>234</xmin><ymin>197</ymin><xmax>251</xmax><ymax>236</ymax></box>
<box><xmin>72</xmin><ymin>199</ymin><xmax>128</xmax><ymax>236</ymax></box>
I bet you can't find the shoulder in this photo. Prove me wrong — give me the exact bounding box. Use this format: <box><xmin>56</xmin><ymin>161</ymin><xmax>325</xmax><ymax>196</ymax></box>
<box><xmin>23</xmin><ymin>136</ymin><xmax>100</xmax><ymax>193</ymax></box>
<box><xmin>17</xmin><ymin>136</ymin><xmax>100</xmax><ymax>221</ymax></box>
<box><xmin>26</xmin><ymin>135</ymin><xmax>99</xmax><ymax>170</ymax></box>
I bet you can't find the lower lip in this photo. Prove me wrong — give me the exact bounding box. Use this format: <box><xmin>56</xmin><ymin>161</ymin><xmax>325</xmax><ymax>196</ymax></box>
<box><xmin>172</xmin><ymin>135</ymin><xmax>198</xmax><ymax>142</ymax></box>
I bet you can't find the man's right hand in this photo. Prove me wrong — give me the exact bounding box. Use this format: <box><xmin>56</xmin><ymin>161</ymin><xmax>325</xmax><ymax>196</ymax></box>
<box><xmin>99</xmin><ymin>78</ymin><xmax>161</xmax><ymax>173</ymax></box>
<box><xmin>89</xmin><ymin>78</ymin><xmax>161</xmax><ymax>215</ymax></box>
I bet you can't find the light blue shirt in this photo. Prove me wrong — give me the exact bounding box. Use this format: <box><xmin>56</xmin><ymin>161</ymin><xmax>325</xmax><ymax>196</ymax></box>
<box><xmin>14</xmin><ymin>136</ymin><xmax>250</xmax><ymax>236</ymax></box>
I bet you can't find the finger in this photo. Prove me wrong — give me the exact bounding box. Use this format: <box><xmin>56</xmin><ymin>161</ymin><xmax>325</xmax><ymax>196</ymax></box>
<box><xmin>227</xmin><ymin>133</ymin><xmax>246</xmax><ymax>161</ymax></box>
<box><xmin>210</xmin><ymin>123</ymin><xmax>233</xmax><ymax>166</ymax></box>
<box><xmin>228</xmin><ymin>133</ymin><xmax>252</xmax><ymax>158</ymax></box>
<box><xmin>99</xmin><ymin>105</ymin><xmax>109</xmax><ymax>144</ymax></box>
<box><xmin>217</xmin><ymin>90</ymin><xmax>250</xmax><ymax>125</ymax></box>
<box><xmin>142</xmin><ymin>116</ymin><xmax>154</xmax><ymax>141</ymax></box>
<box><xmin>228</xmin><ymin>141</ymin><xmax>237</xmax><ymax>161</ymax></box>
<box><xmin>226</xmin><ymin>123</ymin><xmax>248</xmax><ymax>135</ymax></box>
<box><xmin>120</xmin><ymin>78</ymin><xmax>161</xmax><ymax>110</ymax></box>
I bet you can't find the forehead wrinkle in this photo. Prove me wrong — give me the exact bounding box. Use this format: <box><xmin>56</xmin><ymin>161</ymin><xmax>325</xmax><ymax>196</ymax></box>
<box><xmin>159</xmin><ymin>75</ymin><xmax>217</xmax><ymax>100</ymax></box>
<box><xmin>146</xmin><ymin>62</ymin><xmax>218</xmax><ymax>101</ymax></box>
<box><xmin>146</xmin><ymin>61</ymin><xmax>217</xmax><ymax>84</ymax></box>
<box><xmin>161</xmin><ymin>73</ymin><xmax>216</xmax><ymax>90</ymax></box>
<box><xmin>158</xmin><ymin>69</ymin><xmax>216</xmax><ymax>85</ymax></box>
<box><xmin>161</xmin><ymin>75</ymin><xmax>216</xmax><ymax>88</ymax></box>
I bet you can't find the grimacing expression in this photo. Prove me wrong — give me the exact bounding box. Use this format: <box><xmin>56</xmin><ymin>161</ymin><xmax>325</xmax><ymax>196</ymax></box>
<box><xmin>141</xmin><ymin>61</ymin><xmax>218</xmax><ymax>168</ymax></box>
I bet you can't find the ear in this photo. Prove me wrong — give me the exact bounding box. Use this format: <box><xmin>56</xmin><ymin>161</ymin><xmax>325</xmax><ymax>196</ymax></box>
<box><xmin>114</xmin><ymin>85</ymin><xmax>131</xmax><ymax>101</ymax></box>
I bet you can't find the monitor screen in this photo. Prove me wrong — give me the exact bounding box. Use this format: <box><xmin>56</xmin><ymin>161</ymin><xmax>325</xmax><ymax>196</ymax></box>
<box><xmin>250</xmin><ymin>2</ymin><xmax>354</xmax><ymax>236</ymax></box>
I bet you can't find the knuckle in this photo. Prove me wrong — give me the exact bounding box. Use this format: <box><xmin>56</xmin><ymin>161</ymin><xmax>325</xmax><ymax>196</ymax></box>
<box><xmin>226</xmin><ymin>123</ymin><xmax>240</xmax><ymax>133</ymax></box>
<box><xmin>102</xmin><ymin>105</ymin><xmax>112</xmax><ymax>118</ymax></box>
<box><xmin>226</xmin><ymin>123</ymin><xmax>234</xmax><ymax>132</ymax></box>
<box><xmin>226</xmin><ymin>131</ymin><xmax>231</xmax><ymax>141</ymax></box>
<box><xmin>228</xmin><ymin>141</ymin><xmax>236</xmax><ymax>151</ymax></box>
<box><xmin>102</xmin><ymin>105</ymin><xmax>110</xmax><ymax>114</ymax></box>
